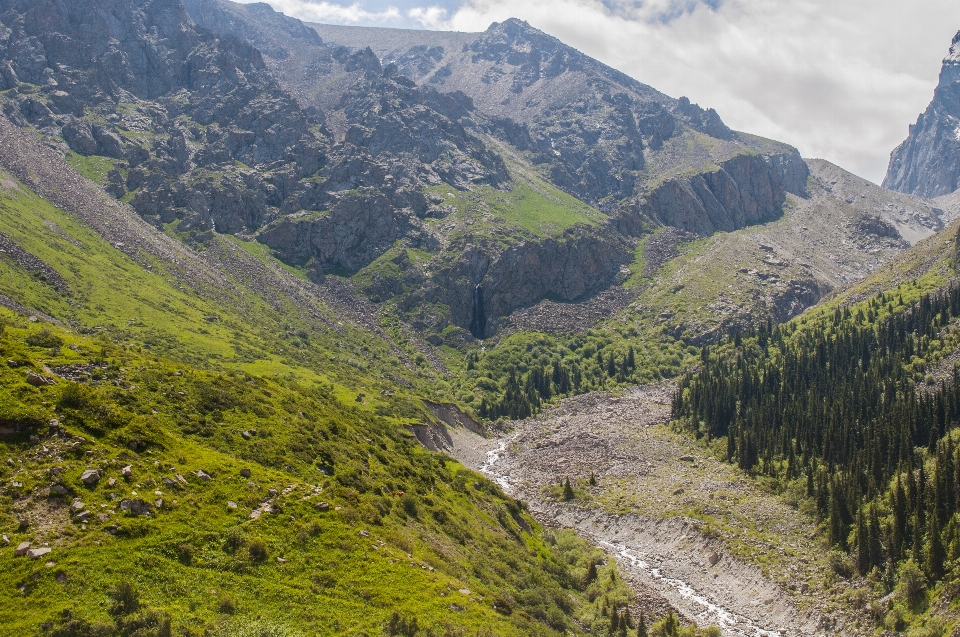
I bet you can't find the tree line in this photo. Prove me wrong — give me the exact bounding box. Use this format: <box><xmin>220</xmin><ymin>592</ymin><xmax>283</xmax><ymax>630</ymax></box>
<box><xmin>673</xmin><ymin>282</ymin><xmax>960</xmax><ymax>581</ymax></box>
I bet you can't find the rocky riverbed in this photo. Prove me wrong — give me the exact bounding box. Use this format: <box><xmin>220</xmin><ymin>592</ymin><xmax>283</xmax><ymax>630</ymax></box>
<box><xmin>447</xmin><ymin>384</ymin><xmax>862</xmax><ymax>636</ymax></box>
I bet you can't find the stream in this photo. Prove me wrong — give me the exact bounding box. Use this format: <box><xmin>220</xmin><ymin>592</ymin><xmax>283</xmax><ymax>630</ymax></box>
<box><xmin>453</xmin><ymin>387</ymin><xmax>824</xmax><ymax>637</ymax></box>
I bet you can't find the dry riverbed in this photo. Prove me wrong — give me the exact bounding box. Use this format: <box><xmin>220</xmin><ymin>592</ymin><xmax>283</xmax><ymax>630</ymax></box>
<box><xmin>446</xmin><ymin>383</ymin><xmax>872</xmax><ymax>637</ymax></box>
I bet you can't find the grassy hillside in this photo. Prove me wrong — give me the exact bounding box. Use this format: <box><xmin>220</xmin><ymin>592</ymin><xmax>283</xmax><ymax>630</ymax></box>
<box><xmin>0</xmin><ymin>308</ymin><xmax>640</xmax><ymax>636</ymax></box>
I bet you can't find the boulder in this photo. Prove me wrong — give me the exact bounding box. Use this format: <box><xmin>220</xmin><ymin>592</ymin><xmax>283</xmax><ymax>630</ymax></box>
<box><xmin>679</xmin><ymin>455</ymin><xmax>695</xmax><ymax>462</ymax></box>
<box><xmin>27</xmin><ymin>547</ymin><xmax>52</xmax><ymax>559</ymax></box>
<box><xmin>80</xmin><ymin>469</ymin><xmax>100</xmax><ymax>485</ymax></box>
<box><xmin>196</xmin><ymin>470</ymin><xmax>212</xmax><ymax>482</ymax></box>
<box><xmin>15</xmin><ymin>541</ymin><xmax>30</xmax><ymax>556</ymax></box>
<box><xmin>314</xmin><ymin>501</ymin><xmax>330</xmax><ymax>512</ymax></box>
<box><xmin>239</xmin><ymin>468</ymin><xmax>251</xmax><ymax>478</ymax></box>
<box><xmin>25</xmin><ymin>371</ymin><xmax>56</xmax><ymax>387</ymax></box>
<box><xmin>121</xmin><ymin>465</ymin><xmax>133</xmax><ymax>479</ymax></box>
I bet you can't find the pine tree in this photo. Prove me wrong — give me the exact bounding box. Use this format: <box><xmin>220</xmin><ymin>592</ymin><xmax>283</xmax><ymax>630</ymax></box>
<box><xmin>563</xmin><ymin>477</ymin><xmax>574</xmax><ymax>501</ymax></box>
<box><xmin>868</xmin><ymin>505</ymin><xmax>883</xmax><ymax>571</ymax></box>
<box><xmin>609</xmin><ymin>608</ymin><xmax>620</xmax><ymax>634</ymax></box>
<box><xmin>585</xmin><ymin>561</ymin><xmax>597</xmax><ymax>585</ymax></box>
<box><xmin>927</xmin><ymin>513</ymin><xmax>946</xmax><ymax>581</ymax></box>
<box><xmin>636</xmin><ymin>612</ymin><xmax>647</xmax><ymax>637</ymax></box>
<box><xmin>856</xmin><ymin>508</ymin><xmax>869</xmax><ymax>575</ymax></box>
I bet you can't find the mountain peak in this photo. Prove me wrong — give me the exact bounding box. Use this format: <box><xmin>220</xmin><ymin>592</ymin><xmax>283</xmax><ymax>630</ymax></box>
<box><xmin>884</xmin><ymin>28</ymin><xmax>960</xmax><ymax>197</ymax></box>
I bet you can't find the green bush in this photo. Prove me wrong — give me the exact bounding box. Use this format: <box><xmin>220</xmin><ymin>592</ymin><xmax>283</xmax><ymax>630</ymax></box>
<box><xmin>897</xmin><ymin>559</ymin><xmax>926</xmax><ymax>606</ymax></box>
<box><xmin>26</xmin><ymin>328</ymin><xmax>63</xmax><ymax>349</ymax></box>
<box><xmin>248</xmin><ymin>539</ymin><xmax>268</xmax><ymax>563</ymax></box>
<box><xmin>107</xmin><ymin>581</ymin><xmax>140</xmax><ymax>617</ymax></box>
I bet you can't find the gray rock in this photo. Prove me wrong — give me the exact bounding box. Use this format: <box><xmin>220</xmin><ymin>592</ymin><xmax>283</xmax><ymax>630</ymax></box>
<box><xmin>50</xmin><ymin>484</ymin><xmax>69</xmax><ymax>496</ymax></box>
<box><xmin>27</xmin><ymin>547</ymin><xmax>52</xmax><ymax>559</ymax></box>
<box><xmin>1</xmin><ymin>534</ymin><xmax>9</xmax><ymax>546</ymax></box>
<box><xmin>25</xmin><ymin>371</ymin><xmax>56</xmax><ymax>387</ymax></box>
<box><xmin>239</xmin><ymin>468</ymin><xmax>251</xmax><ymax>478</ymax></box>
<box><xmin>885</xmin><ymin>31</ymin><xmax>960</xmax><ymax>197</ymax></box>
<box><xmin>15</xmin><ymin>541</ymin><xmax>30</xmax><ymax>556</ymax></box>
<box><xmin>121</xmin><ymin>465</ymin><xmax>133</xmax><ymax>479</ymax></box>
<box><xmin>196</xmin><ymin>470</ymin><xmax>212</xmax><ymax>482</ymax></box>
<box><xmin>314</xmin><ymin>501</ymin><xmax>330</xmax><ymax>512</ymax></box>
<box><xmin>80</xmin><ymin>469</ymin><xmax>100</xmax><ymax>485</ymax></box>
<box><xmin>119</xmin><ymin>499</ymin><xmax>153</xmax><ymax>516</ymax></box>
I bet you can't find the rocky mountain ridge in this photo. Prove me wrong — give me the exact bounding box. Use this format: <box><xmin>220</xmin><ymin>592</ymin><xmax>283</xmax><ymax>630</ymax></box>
<box><xmin>0</xmin><ymin>0</ymin><xmax>942</xmax><ymax>346</ymax></box>
<box><xmin>884</xmin><ymin>30</ymin><xmax>960</xmax><ymax>197</ymax></box>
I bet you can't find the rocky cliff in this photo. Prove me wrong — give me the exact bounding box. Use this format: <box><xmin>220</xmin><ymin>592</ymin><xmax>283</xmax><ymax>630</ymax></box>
<box><xmin>0</xmin><ymin>0</ymin><xmax>817</xmax><ymax>341</ymax></box>
<box><xmin>884</xmin><ymin>30</ymin><xmax>960</xmax><ymax>197</ymax></box>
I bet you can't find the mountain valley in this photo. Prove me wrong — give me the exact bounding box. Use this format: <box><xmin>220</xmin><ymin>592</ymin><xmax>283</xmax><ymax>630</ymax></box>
<box><xmin>1</xmin><ymin>0</ymin><xmax>960</xmax><ymax>635</ymax></box>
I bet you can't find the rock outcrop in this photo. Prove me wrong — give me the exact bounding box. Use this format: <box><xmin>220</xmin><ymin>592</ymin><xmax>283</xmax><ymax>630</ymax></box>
<box><xmin>884</xmin><ymin>30</ymin><xmax>960</xmax><ymax>197</ymax></box>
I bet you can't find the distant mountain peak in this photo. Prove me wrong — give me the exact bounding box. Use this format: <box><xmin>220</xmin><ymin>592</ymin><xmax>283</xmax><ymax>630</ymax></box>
<box><xmin>884</xmin><ymin>29</ymin><xmax>960</xmax><ymax>198</ymax></box>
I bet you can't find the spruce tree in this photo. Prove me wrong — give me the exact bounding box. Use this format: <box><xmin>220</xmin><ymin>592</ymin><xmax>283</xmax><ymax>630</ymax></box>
<box><xmin>927</xmin><ymin>513</ymin><xmax>946</xmax><ymax>581</ymax></box>
<box><xmin>636</xmin><ymin>612</ymin><xmax>647</xmax><ymax>637</ymax></box>
<box><xmin>563</xmin><ymin>477</ymin><xmax>575</xmax><ymax>501</ymax></box>
<box><xmin>585</xmin><ymin>561</ymin><xmax>597</xmax><ymax>585</ymax></box>
<box><xmin>856</xmin><ymin>508</ymin><xmax>869</xmax><ymax>575</ymax></box>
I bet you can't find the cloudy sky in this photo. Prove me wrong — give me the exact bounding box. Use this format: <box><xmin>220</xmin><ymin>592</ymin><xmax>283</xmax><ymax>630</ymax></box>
<box><xmin>238</xmin><ymin>0</ymin><xmax>960</xmax><ymax>185</ymax></box>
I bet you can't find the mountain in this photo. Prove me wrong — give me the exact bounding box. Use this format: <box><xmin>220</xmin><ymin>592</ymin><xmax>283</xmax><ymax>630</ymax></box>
<box><xmin>178</xmin><ymin>1</ymin><xmax>814</xmax><ymax>339</ymax></box>
<box><xmin>3</xmin><ymin>0</ymin><xmax>960</xmax><ymax>633</ymax></box>
<box><xmin>884</xmin><ymin>30</ymin><xmax>960</xmax><ymax>197</ymax></box>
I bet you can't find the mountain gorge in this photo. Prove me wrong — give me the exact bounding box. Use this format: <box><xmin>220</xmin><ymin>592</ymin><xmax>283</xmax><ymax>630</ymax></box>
<box><xmin>2</xmin><ymin>0</ymin><xmax>960</xmax><ymax>634</ymax></box>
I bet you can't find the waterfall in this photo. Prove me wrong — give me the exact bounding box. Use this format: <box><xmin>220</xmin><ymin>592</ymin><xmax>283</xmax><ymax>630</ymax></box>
<box><xmin>469</xmin><ymin>283</ymin><xmax>486</xmax><ymax>339</ymax></box>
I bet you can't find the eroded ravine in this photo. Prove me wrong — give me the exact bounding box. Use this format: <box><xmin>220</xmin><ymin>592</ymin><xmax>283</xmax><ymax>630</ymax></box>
<box><xmin>447</xmin><ymin>384</ymin><xmax>844</xmax><ymax>637</ymax></box>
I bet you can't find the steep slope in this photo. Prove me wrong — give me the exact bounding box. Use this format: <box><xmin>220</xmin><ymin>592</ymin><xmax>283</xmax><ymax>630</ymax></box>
<box><xmin>884</xmin><ymin>30</ymin><xmax>960</xmax><ymax>197</ymax></box>
<box><xmin>310</xmin><ymin>18</ymin><xmax>809</xmax><ymax>216</ymax></box>
<box><xmin>673</xmin><ymin>219</ymin><xmax>960</xmax><ymax>633</ymax></box>
<box><xmin>180</xmin><ymin>1</ymin><xmax>811</xmax><ymax>338</ymax></box>
<box><xmin>0</xmin><ymin>307</ymin><xmax>640</xmax><ymax>636</ymax></box>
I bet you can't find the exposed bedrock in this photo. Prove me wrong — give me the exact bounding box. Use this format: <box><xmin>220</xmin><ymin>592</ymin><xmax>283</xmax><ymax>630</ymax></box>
<box><xmin>636</xmin><ymin>150</ymin><xmax>809</xmax><ymax>236</ymax></box>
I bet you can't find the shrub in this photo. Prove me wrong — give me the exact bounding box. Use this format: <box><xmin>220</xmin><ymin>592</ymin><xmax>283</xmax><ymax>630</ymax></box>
<box><xmin>176</xmin><ymin>543</ymin><xmax>193</xmax><ymax>565</ymax></box>
<box><xmin>42</xmin><ymin>609</ymin><xmax>113</xmax><ymax>637</ymax></box>
<box><xmin>248</xmin><ymin>538</ymin><xmax>268</xmax><ymax>563</ymax></box>
<box><xmin>400</xmin><ymin>493</ymin><xmax>418</xmax><ymax>518</ymax></box>
<box><xmin>386</xmin><ymin>611</ymin><xmax>419</xmax><ymax>637</ymax></box>
<box><xmin>107</xmin><ymin>580</ymin><xmax>140</xmax><ymax>617</ymax></box>
<box><xmin>218</xmin><ymin>595</ymin><xmax>236</xmax><ymax>615</ymax></box>
<box><xmin>897</xmin><ymin>558</ymin><xmax>926</xmax><ymax>606</ymax></box>
<box><xmin>223</xmin><ymin>527</ymin><xmax>245</xmax><ymax>555</ymax></box>
<box><xmin>26</xmin><ymin>328</ymin><xmax>64</xmax><ymax>349</ymax></box>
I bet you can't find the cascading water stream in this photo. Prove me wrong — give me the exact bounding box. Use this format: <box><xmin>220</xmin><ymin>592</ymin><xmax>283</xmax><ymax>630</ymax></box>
<box><xmin>469</xmin><ymin>283</ymin><xmax>486</xmax><ymax>339</ymax></box>
<box><xmin>478</xmin><ymin>434</ymin><xmax>787</xmax><ymax>637</ymax></box>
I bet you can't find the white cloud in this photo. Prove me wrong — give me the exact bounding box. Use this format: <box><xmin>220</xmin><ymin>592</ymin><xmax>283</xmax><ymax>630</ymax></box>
<box><xmin>234</xmin><ymin>0</ymin><xmax>402</xmax><ymax>24</ymax></box>
<box><xmin>421</xmin><ymin>0</ymin><xmax>960</xmax><ymax>184</ymax></box>
<box><xmin>238</xmin><ymin>0</ymin><xmax>960</xmax><ymax>184</ymax></box>
<box><xmin>408</xmin><ymin>6</ymin><xmax>450</xmax><ymax>29</ymax></box>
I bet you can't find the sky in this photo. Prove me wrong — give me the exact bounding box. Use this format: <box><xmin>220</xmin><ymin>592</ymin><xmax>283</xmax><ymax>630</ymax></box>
<box><xmin>236</xmin><ymin>0</ymin><xmax>960</xmax><ymax>185</ymax></box>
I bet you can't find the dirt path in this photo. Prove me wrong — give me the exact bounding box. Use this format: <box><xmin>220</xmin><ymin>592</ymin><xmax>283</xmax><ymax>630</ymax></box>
<box><xmin>447</xmin><ymin>384</ymin><xmax>853</xmax><ymax>637</ymax></box>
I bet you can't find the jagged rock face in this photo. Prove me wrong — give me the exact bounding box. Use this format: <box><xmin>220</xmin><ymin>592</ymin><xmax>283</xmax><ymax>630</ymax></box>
<box><xmin>639</xmin><ymin>151</ymin><xmax>809</xmax><ymax>235</ymax></box>
<box><xmin>314</xmin><ymin>18</ymin><xmax>744</xmax><ymax>210</ymax></box>
<box><xmin>884</xmin><ymin>31</ymin><xmax>960</xmax><ymax>197</ymax></box>
<box><xmin>0</xmin><ymin>0</ymin><xmax>815</xmax><ymax>339</ymax></box>
<box><xmin>0</xmin><ymin>0</ymin><xmax>327</xmax><ymax>233</ymax></box>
